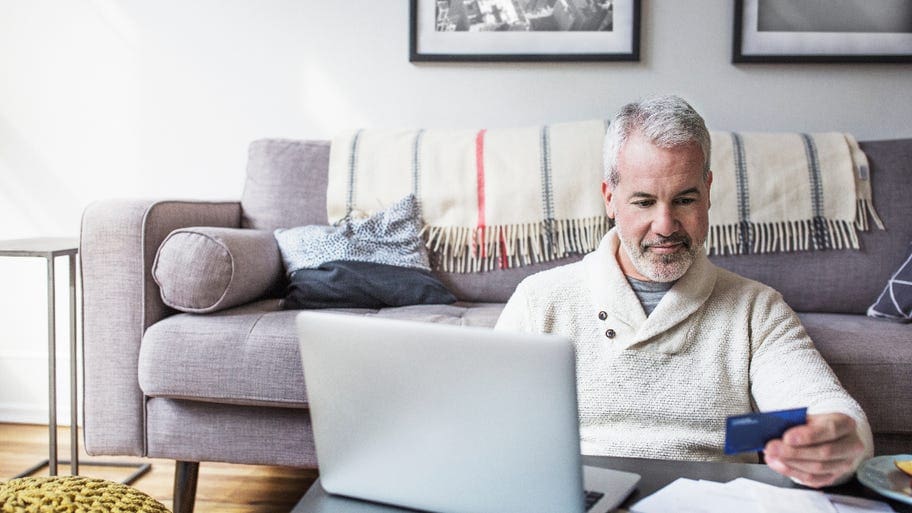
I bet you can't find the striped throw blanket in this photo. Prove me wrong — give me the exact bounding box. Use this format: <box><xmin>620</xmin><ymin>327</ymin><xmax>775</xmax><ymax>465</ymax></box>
<box><xmin>327</xmin><ymin>120</ymin><xmax>609</xmax><ymax>272</ymax></box>
<box><xmin>708</xmin><ymin>132</ymin><xmax>883</xmax><ymax>255</ymax></box>
<box><xmin>328</xmin><ymin>122</ymin><xmax>884</xmax><ymax>272</ymax></box>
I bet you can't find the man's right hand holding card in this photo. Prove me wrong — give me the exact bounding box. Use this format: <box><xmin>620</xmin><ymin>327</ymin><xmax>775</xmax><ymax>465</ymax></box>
<box><xmin>763</xmin><ymin>413</ymin><xmax>867</xmax><ymax>488</ymax></box>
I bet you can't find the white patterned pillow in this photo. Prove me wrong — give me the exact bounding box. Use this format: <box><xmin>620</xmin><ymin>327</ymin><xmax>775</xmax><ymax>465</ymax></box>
<box><xmin>274</xmin><ymin>194</ymin><xmax>429</xmax><ymax>275</ymax></box>
<box><xmin>867</xmin><ymin>242</ymin><xmax>912</xmax><ymax>323</ymax></box>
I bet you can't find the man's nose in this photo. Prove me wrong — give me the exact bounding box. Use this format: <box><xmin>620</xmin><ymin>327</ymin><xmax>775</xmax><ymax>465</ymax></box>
<box><xmin>652</xmin><ymin>205</ymin><xmax>678</xmax><ymax>236</ymax></box>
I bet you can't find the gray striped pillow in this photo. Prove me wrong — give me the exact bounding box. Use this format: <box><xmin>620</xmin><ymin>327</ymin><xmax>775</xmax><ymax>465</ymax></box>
<box><xmin>867</xmin><ymin>243</ymin><xmax>912</xmax><ymax>323</ymax></box>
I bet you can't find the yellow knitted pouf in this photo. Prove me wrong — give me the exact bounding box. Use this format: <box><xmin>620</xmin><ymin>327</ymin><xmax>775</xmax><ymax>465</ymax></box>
<box><xmin>0</xmin><ymin>476</ymin><xmax>170</xmax><ymax>513</ymax></box>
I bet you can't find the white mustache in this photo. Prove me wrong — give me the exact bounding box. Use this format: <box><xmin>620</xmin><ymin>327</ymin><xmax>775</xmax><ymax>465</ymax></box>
<box><xmin>642</xmin><ymin>235</ymin><xmax>691</xmax><ymax>249</ymax></box>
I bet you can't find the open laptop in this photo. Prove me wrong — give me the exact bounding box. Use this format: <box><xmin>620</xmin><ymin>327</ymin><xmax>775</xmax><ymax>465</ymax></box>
<box><xmin>296</xmin><ymin>311</ymin><xmax>640</xmax><ymax>513</ymax></box>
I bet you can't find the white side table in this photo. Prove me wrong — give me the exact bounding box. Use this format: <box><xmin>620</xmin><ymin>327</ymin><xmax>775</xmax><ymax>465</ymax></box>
<box><xmin>0</xmin><ymin>237</ymin><xmax>149</xmax><ymax>484</ymax></box>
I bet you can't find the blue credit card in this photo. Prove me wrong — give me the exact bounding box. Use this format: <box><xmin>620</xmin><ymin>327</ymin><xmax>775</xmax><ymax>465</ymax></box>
<box><xmin>724</xmin><ymin>407</ymin><xmax>808</xmax><ymax>455</ymax></box>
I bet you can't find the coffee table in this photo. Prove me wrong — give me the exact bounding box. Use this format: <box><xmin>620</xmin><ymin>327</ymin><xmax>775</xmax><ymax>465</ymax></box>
<box><xmin>290</xmin><ymin>455</ymin><xmax>912</xmax><ymax>512</ymax></box>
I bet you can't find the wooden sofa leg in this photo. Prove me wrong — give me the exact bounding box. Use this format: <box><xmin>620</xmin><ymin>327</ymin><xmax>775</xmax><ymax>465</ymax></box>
<box><xmin>173</xmin><ymin>460</ymin><xmax>200</xmax><ymax>513</ymax></box>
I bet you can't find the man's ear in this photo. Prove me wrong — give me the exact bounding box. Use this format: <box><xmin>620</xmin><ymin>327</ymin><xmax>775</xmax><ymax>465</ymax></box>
<box><xmin>705</xmin><ymin>170</ymin><xmax>713</xmax><ymax>210</ymax></box>
<box><xmin>601</xmin><ymin>180</ymin><xmax>615</xmax><ymax>219</ymax></box>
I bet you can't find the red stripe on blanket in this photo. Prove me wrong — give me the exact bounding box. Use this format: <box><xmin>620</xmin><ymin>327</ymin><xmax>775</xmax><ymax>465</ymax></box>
<box><xmin>475</xmin><ymin>129</ymin><xmax>487</xmax><ymax>259</ymax></box>
<box><xmin>498</xmin><ymin>227</ymin><xmax>508</xmax><ymax>269</ymax></box>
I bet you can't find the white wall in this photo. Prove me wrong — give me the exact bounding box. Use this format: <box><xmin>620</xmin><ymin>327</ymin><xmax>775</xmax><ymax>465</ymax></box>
<box><xmin>1</xmin><ymin>0</ymin><xmax>910</xmax><ymax>423</ymax></box>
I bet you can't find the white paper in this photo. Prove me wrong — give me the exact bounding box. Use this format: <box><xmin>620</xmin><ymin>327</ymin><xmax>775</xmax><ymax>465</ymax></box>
<box><xmin>753</xmin><ymin>486</ymin><xmax>837</xmax><ymax>513</ymax></box>
<box><xmin>828</xmin><ymin>493</ymin><xmax>896</xmax><ymax>513</ymax></box>
<box><xmin>629</xmin><ymin>477</ymin><xmax>892</xmax><ymax>513</ymax></box>
<box><xmin>630</xmin><ymin>478</ymin><xmax>764</xmax><ymax>513</ymax></box>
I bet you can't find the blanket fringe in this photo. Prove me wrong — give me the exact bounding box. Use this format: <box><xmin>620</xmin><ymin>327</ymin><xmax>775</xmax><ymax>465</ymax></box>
<box><xmin>423</xmin><ymin>216</ymin><xmax>611</xmax><ymax>273</ymax></box>
<box><xmin>855</xmin><ymin>198</ymin><xmax>886</xmax><ymax>231</ymax></box>
<box><xmin>426</xmin><ymin>215</ymin><xmax>873</xmax><ymax>268</ymax></box>
<box><xmin>706</xmin><ymin>219</ymin><xmax>861</xmax><ymax>256</ymax></box>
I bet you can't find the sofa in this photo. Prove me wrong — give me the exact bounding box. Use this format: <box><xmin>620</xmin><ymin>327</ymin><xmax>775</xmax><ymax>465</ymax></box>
<box><xmin>79</xmin><ymin>136</ymin><xmax>912</xmax><ymax>513</ymax></box>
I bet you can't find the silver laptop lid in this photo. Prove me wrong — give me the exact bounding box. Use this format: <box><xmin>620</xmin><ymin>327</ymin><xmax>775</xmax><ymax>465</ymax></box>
<box><xmin>296</xmin><ymin>311</ymin><xmax>587</xmax><ymax>513</ymax></box>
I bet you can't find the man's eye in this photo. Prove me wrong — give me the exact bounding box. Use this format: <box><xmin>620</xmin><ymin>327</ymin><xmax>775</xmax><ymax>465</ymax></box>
<box><xmin>676</xmin><ymin>198</ymin><xmax>696</xmax><ymax>205</ymax></box>
<box><xmin>633</xmin><ymin>200</ymin><xmax>654</xmax><ymax>207</ymax></box>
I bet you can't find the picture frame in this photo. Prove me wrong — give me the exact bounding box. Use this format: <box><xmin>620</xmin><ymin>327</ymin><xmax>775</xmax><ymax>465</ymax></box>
<box><xmin>733</xmin><ymin>0</ymin><xmax>912</xmax><ymax>63</ymax></box>
<box><xmin>409</xmin><ymin>0</ymin><xmax>640</xmax><ymax>62</ymax></box>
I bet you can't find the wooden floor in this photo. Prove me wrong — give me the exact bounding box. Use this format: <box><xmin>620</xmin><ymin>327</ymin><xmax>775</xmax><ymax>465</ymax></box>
<box><xmin>0</xmin><ymin>424</ymin><xmax>318</xmax><ymax>512</ymax></box>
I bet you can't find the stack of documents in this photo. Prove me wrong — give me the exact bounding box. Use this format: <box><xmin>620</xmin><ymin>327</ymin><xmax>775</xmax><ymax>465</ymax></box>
<box><xmin>629</xmin><ymin>477</ymin><xmax>894</xmax><ymax>513</ymax></box>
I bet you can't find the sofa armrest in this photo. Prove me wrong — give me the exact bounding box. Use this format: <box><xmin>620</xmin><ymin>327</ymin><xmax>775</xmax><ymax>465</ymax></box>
<box><xmin>80</xmin><ymin>199</ymin><xmax>241</xmax><ymax>456</ymax></box>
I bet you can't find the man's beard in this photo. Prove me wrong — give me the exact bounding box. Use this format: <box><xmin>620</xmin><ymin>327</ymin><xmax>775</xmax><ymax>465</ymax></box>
<box><xmin>617</xmin><ymin>229</ymin><xmax>701</xmax><ymax>283</ymax></box>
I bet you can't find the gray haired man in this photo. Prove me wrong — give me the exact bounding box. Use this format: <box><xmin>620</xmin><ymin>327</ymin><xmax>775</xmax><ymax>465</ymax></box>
<box><xmin>496</xmin><ymin>95</ymin><xmax>871</xmax><ymax>487</ymax></box>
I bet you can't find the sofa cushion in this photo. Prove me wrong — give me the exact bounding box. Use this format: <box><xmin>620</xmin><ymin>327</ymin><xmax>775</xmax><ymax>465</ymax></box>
<box><xmin>867</xmin><ymin>242</ymin><xmax>912</xmax><ymax>323</ymax></box>
<box><xmin>152</xmin><ymin>227</ymin><xmax>283</xmax><ymax>314</ymax></box>
<box><xmin>137</xmin><ymin>305</ymin><xmax>911</xmax><ymax>441</ymax></box>
<box><xmin>138</xmin><ymin>300</ymin><xmax>505</xmax><ymax>408</ymax></box>
<box><xmin>798</xmin><ymin>312</ymin><xmax>912</xmax><ymax>435</ymax></box>
<box><xmin>285</xmin><ymin>261</ymin><xmax>456</xmax><ymax>309</ymax></box>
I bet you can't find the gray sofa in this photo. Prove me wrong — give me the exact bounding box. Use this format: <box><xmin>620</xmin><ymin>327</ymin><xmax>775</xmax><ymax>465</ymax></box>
<box><xmin>80</xmin><ymin>137</ymin><xmax>912</xmax><ymax>512</ymax></box>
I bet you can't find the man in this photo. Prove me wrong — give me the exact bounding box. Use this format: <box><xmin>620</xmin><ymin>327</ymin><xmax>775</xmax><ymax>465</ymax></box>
<box><xmin>495</xmin><ymin>96</ymin><xmax>872</xmax><ymax>487</ymax></box>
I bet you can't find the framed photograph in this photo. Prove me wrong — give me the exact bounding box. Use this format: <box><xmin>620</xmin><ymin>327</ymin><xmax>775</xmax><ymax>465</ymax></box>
<box><xmin>409</xmin><ymin>0</ymin><xmax>640</xmax><ymax>62</ymax></box>
<box><xmin>733</xmin><ymin>0</ymin><xmax>912</xmax><ymax>63</ymax></box>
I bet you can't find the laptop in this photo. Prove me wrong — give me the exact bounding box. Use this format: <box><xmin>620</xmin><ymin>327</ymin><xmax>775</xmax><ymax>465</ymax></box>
<box><xmin>296</xmin><ymin>311</ymin><xmax>640</xmax><ymax>513</ymax></box>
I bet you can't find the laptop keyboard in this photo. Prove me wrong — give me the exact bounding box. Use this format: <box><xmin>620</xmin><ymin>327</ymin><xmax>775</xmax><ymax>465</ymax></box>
<box><xmin>584</xmin><ymin>490</ymin><xmax>605</xmax><ymax>510</ymax></box>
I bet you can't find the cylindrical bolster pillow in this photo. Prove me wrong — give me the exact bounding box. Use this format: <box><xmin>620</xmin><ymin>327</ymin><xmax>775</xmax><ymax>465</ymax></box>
<box><xmin>152</xmin><ymin>227</ymin><xmax>283</xmax><ymax>313</ymax></box>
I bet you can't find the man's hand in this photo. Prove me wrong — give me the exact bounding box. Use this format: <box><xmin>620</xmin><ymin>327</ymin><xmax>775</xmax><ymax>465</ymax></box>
<box><xmin>763</xmin><ymin>413</ymin><xmax>866</xmax><ymax>488</ymax></box>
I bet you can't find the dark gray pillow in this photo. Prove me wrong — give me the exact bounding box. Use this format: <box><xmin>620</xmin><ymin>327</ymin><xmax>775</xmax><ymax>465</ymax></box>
<box><xmin>867</xmin><ymin>242</ymin><xmax>912</xmax><ymax>323</ymax></box>
<box><xmin>274</xmin><ymin>194</ymin><xmax>429</xmax><ymax>273</ymax></box>
<box><xmin>284</xmin><ymin>261</ymin><xmax>456</xmax><ymax>309</ymax></box>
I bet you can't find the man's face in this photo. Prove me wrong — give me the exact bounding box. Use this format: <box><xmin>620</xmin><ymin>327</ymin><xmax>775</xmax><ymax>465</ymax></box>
<box><xmin>602</xmin><ymin>132</ymin><xmax>712</xmax><ymax>282</ymax></box>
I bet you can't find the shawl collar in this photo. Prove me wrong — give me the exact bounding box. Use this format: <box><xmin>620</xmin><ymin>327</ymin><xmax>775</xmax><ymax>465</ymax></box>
<box><xmin>584</xmin><ymin>228</ymin><xmax>717</xmax><ymax>351</ymax></box>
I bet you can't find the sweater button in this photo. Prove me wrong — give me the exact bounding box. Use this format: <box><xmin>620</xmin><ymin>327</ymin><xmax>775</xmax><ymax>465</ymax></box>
<box><xmin>598</xmin><ymin>311</ymin><xmax>608</xmax><ymax>321</ymax></box>
<box><xmin>605</xmin><ymin>329</ymin><xmax>616</xmax><ymax>339</ymax></box>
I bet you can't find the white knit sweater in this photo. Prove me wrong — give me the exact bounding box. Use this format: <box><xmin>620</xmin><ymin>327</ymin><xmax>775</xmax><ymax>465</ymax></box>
<box><xmin>496</xmin><ymin>229</ymin><xmax>873</xmax><ymax>465</ymax></box>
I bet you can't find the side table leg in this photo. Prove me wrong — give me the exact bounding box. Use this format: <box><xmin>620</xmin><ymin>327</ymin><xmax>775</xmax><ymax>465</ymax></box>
<box><xmin>46</xmin><ymin>256</ymin><xmax>58</xmax><ymax>476</ymax></box>
<box><xmin>69</xmin><ymin>254</ymin><xmax>78</xmax><ymax>476</ymax></box>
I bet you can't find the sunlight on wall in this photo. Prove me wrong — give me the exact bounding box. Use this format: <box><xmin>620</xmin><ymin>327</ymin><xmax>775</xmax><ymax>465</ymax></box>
<box><xmin>0</xmin><ymin>159</ymin><xmax>60</xmax><ymax>237</ymax></box>
<box><xmin>0</xmin><ymin>1</ymin><xmax>140</xmax><ymax>239</ymax></box>
<box><xmin>87</xmin><ymin>0</ymin><xmax>141</xmax><ymax>49</ymax></box>
<box><xmin>299</xmin><ymin>65</ymin><xmax>370</xmax><ymax>136</ymax></box>
<box><xmin>0</xmin><ymin>1</ymin><xmax>136</xmax><ymax>423</ymax></box>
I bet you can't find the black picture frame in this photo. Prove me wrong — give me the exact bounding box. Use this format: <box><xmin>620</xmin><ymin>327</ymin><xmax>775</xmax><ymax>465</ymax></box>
<box><xmin>409</xmin><ymin>0</ymin><xmax>640</xmax><ymax>63</ymax></box>
<box><xmin>733</xmin><ymin>0</ymin><xmax>912</xmax><ymax>63</ymax></box>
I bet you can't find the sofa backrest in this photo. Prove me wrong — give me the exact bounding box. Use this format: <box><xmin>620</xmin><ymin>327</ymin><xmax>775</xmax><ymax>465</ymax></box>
<box><xmin>241</xmin><ymin>139</ymin><xmax>331</xmax><ymax>231</ymax></box>
<box><xmin>241</xmin><ymin>137</ymin><xmax>912</xmax><ymax>312</ymax></box>
<box><xmin>240</xmin><ymin>138</ymin><xmax>579</xmax><ymax>303</ymax></box>
<box><xmin>709</xmin><ymin>139</ymin><xmax>912</xmax><ymax>314</ymax></box>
